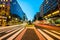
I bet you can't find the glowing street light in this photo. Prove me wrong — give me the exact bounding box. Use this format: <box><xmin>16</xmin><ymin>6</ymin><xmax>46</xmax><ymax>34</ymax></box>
<box><xmin>15</xmin><ymin>18</ymin><xmax>18</xmax><ymax>20</ymax></box>
<box><xmin>9</xmin><ymin>16</ymin><xmax>11</xmax><ymax>19</ymax></box>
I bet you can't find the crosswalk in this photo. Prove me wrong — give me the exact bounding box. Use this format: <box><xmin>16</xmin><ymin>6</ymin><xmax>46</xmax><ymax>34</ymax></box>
<box><xmin>37</xmin><ymin>29</ymin><xmax>60</xmax><ymax>40</ymax></box>
<box><xmin>0</xmin><ymin>26</ymin><xmax>18</xmax><ymax>33</ymax></box>
<box><xmin>7</xmin><ymin>28</ymin><xmax>24</xmax><ymax>40</ymax></box>
<box><xmin>0</xmin><ymin>27</ymin><xmax>24</xmax><ymax>40</ymax></box>
<box><xmin>0</xmin><ymin>26</ymin><xmax>60</xmax><ymax>40</ymax></box>
<box><xmin>0</xmin><ymin>26</ymin><xmax>20</xmax><ymax>37</ymax></box>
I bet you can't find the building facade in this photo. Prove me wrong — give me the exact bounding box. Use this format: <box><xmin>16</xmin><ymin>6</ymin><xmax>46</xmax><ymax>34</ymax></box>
<box><xmin>10</xmin><ymin>0</ymin><xmax>27</xmax><ymax>21</ymax></box>
<box><xmin>0</xmin><ymin>0</ymin><xmax>12</xmax><ymax>26</ymax></box>
<box><xmin>40</xmin><ymin>0</ymin><xmax>60</xmax><ymax>19</ymax></box>
<box><xmin>33</xmin><ymin>12</ymin><xmax>43</xmax><ymax>21</ymax></box>
<box><xmin>0</xmin><ymin>0</ymin><xmax>27</xmax><ymax>26</ymax></box>
<box><xmin>40</xmin><ymin>4</ymin><xmax>44</xmax><ymax>17</ymax></box>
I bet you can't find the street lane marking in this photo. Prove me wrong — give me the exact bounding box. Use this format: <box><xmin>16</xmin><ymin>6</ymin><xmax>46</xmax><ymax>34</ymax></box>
<box><xmin>0</xmin><ymin>28</ymin><xmax>14</xmax><ymax>33</ymax></box>
<box><xmin>15</xmin><ymin>28</ymin><xmax>27</xmax><ymax>40</ymax></box>
<box><xmin>43</xmin><ymin>29</ymin><xmax>60</xmax><ymax>39</ymax></box>
<box><xmin>34</xmin><ymin>29</ymin><xmax>46</xmax><ymax>40</ymax></box>
<box><xmin>5</xmin><ymin>27</ymin><xmax>18</xmax><ymax>33</ymax></box>
<box><xmin>0</xmin><ymin>27</ymin><xmax>18</xmax><ymax>34</ymax></box>
<box><xmin>7</xmin><ymin>28</ymin><xmax>24</xmax><ymax>40</ymax></box>
<box><xmin>0</xmin><ymin>26</ymin><xmax>19</xmax><ymax>33</ymax></box>
<box><xmin>37</xmin><ymin>29</ymin><xmax>54</xmax><ymax>40</ymax></box>
<box><xmin>0</xmin><ymin>25</ymin><xmax>20</xmax><ymax>29</ymax></box>
<box><xmin>0</xmin><ymin>29</ymin><xmax>9</xmax><ymax>33</ymax></box>
<box><xmin>50</xmin><ymin>30</ymin><xmax>60</xmax><ymax>35</ymax></box>
<box><xmin>0</xmin><ymin>27</ymin><xmax>21</xmax><ymax>40</ymax></box>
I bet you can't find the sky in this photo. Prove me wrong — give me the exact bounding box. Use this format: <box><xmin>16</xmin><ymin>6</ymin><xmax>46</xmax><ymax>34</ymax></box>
<box><xmin>17</xmin><ymin>0</ymin><xmax>44</xmax><ymax>21</ymax></box>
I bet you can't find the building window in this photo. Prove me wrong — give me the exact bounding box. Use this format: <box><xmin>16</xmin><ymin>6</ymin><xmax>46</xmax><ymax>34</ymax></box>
<box><xmin>3</xmin><ymin>3</ymin><xmax>5</xmax><ymax>4</ymax></box>
<box><xmin>10</xmin><ymin>0</ymin><xmax>12</xmax><ymax>2</ymax></box>
<box><xmin>1</xmin><ymin>0</ymin><xmax>3</xmax><ymax>2</ymax></box>
<box><xmin>0</xmin><ymin>7</ymin><xmax>1</xmax><ymax>9</ymax></box>
<box><xmin>2</xmin><ymin>7</ymin><xmax>4</xmax><ymax>10</ymax></box>
<box><xmin>4</xmin><ymin>0</ymin><xmax>5</xmax><ymax>1</ymax></box>
<box><xmin>5</xmin><ymin>9</ymin><xmax>7</xmax><ymax>12</ymax></box>
<box><xmin>5</xmin><ymin>0</ymin><xmax>8</xmax><ymax>2</ymax></box>
<box><xmin>3</xmin><ymin>4</ymin><xmax>5</xmax><ymax>7</ymax></box>
<box><xmin>0</xmin><ymin>4</ymin><xmax>2</xmax><ymax>7</ymax></box>
<box><xmin>46</xmin><ymin>0</ymin><xmax>48</xmax><ymax>4</ymax></box>
<box><xmin>5</xmin><ymin>7</ymin><xmax>7</xmax><ymax>9</ymax></box>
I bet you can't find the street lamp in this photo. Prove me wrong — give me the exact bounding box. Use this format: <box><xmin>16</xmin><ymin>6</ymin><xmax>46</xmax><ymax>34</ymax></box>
<box><xmin>15</xmin><ymin>18</ymin><xmax>18</xmax><ymax>20</ymax></box>
<box><xmin>9</xmin><ymin>16</ymin><xmax>11</xmax><ymax>19</ymax></box>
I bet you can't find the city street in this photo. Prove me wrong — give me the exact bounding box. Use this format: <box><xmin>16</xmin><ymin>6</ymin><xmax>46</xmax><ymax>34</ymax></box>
<box><xmin>0</xmin><ymin>0</ymin><xmax>60</xmax><ymax>40</ymax></box>
<box><xmin>0</xmin><ymin>24</ymin><xmax>60</xmax><ymax>40</ymax></box>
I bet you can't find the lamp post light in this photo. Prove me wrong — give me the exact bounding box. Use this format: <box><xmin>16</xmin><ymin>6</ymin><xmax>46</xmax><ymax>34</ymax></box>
<box><xmin>9</xmin><ymin>16</ymin><xmax>11</xmax><ymax>19</ymax></box>
<box><xmin>15</xmin><ymin>18</ymin><xmax>18</xmax><ymax>21</ymax></box>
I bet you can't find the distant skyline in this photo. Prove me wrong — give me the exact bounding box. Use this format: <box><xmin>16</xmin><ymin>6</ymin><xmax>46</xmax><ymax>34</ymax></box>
<box><xmin>17</xmin><ymin>0</ymin><xmax>44</xmax><ymax>21</ymax></box>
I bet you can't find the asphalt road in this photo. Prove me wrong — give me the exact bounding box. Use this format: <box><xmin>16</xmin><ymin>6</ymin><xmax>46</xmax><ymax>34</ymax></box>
<box><xmin>21</xmin><ymin>29</ymin><xmax>39</xmax><ymax>40</ymax></box>
<box><xmin>0</xmin><ymin>25</ymin><xmax>60</xmax><ymax>40</ymax></box>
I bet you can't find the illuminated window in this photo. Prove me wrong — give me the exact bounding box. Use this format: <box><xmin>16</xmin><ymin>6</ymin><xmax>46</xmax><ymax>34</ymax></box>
<box><xmin>6</xmin><ymin>0</ymin><xmax>8</xmax><ymax>2</ymax></box>
<box><xmin>0</xmin><ymin>19</ymin><xmax>1</xmax><ymax>21</ymax></box>
<box><xmin>3</xmin><ymin>4</ymin><xmax>5</xmax><ymax>7</ymax></box>
<box><xmin>46</xmin><ymin>0</ymin><xmax>48</xmax><ymax>4</ymax></box>
<box><xmin>4</xmin><ymin>0</ymin><xmax>5</xmax><ymax>1</ymax></box>
<box><xmin>1</xmin><ymin>0</ymin><xmax>2</xmax><ymax>1</ymax></box>
<box><xmin>10</xmin><ymin>0</ymin><xmax>12</xmax><ymax>2</ymax></box>
<box><xmin>9</xmin><ymin>16</ymin><xmax>11</xmax><ymax>19</ymax></box>
<box><xmin>0</xmin><ymin>4</ymin><xmax>2</xmax><ymax>7</ymax></box>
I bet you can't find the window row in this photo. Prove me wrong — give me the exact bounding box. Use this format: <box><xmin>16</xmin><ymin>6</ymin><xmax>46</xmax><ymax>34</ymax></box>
<box><xmin>0</xmin><ymin>0</ymin><xmax>8</xmax><ymax>2</ymax></box>
<box><xmin>0</xmin><ymin>4</ymin><xmax>5</xmax><ymax>7</ymax></box>
<box><xmin>0</xmin><ymin>0</ymin><xmax>12</xmax><ymax>2</ymax></box>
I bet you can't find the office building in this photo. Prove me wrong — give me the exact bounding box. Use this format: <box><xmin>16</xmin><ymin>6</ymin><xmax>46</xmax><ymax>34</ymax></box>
<box><xmin>40</xmin><ymin>4</ymin><xmax>44</xmax><ymax>17</ymax></box>
<box><xmin>0</xmin><ymin>0</ymin><xmax>12</xmax><ymax>26</ymax></box>
<box><xmin>40</xmin><ymin>0</ymin><xmax>60</xmax><ymax>19</ymax></box>
<box><xmin>10</xmin><ymin>0</ymin><xmax>27</xmax><ymax>20</ymax></box>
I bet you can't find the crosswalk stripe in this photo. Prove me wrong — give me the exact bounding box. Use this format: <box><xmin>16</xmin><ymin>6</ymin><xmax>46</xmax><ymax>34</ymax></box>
<box><xmin>5</xmin><ymin>27</ymin><xmax>19</xmax><ymax>33</ymax></box>
<box><xmin>0</xmin><ymin>28</ymin><xmax>14</xmax><ymax>33</ymax></box>
<box><xmin>0</xmin><ymin>26</ymin><xmax>18</xmax><ymax>33</ymax></box>
<box><xmin>0</xmin><ymin>29</ymin><xmax>9</xmax><ymax>33</ymax></box>
<box><xmin>43</xmin><ymin>29</ymin><xmax>60</xmax><ymax>39</ymax></box>
<box><xmin>0</xmin><ymin>27</ymin><xmax>19</xmax><ymax>34</ymax></box>
<box><xmin>50</xmin><ymin>30</ymin><xmax>60</xmax><ymax>35</ymax></box>
<box><xmin>37</xmin><ymin>29</ymin><xmax>54</xmax><ymax>40</ymax></box>
<box><xmin>0</xmin><ymin>27</ymin><xmax>21</xmax><ymax>40</ymax></box>
<box><xmin>7</xmin><ymin>28</ymin><xmax>24</xmax><ymax>40</ymax></box>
